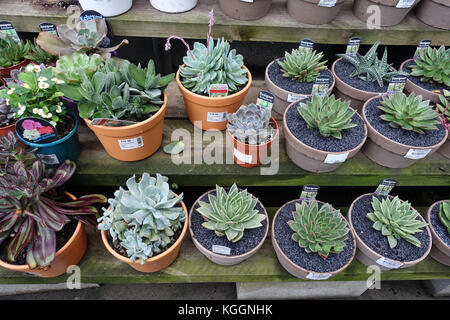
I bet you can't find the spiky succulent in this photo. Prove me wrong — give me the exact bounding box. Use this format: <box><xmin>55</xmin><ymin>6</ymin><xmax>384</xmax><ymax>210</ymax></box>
<box><xmin>288</xmin><ymin>200</ymin><xmax>349</xmax><ymax>259</ymax></box>
<box><xmin>337</xmin><ymin>41</ymin><xmax>407</xmax><ymax>87</ymax></box>
<box><xmin>297</xmin><ymin>94</ymin><xmax>356</xmax><ymax>139</ymax></box>
<box><xmin>196</xmin><ymin>184</ymin><xmax>266</xmax><ymax>243</ymax></box>
<box><xmin>378</xmin><ymin>92</ymin><xmax>440</xmax><ymax>134</ymax></box>
<box><xmin>409</xmin><ymin>45</ymin><xmax>450</xmax><ymax>87</ymax></box>
<box><xmin>227</xmin><ymin>104</ymin><xmax>274</xmax><ymax>145</ymax></box>
<box><xmin>36</xmin><ymin>18</ymin><xmax>128</xmax><ymax>60</ymax></box>
<box><xmin>24</xmin><ymin>38</ymin><xmax>56</xmax><ymax>65</ymax></box>
<box><xmin>0</xmin><ymin>35</ymin><xmax>30</xmax><ymax>68</ymax></box>
<box><xmin>437</xmin><ymin>89</ymin><xmax>450</xmax><ymax>132</ymax></box>
<box><xmin>98</xmin><ymin>173</ymin><xmax>186</xmax><ymax>264</ymax></box>
<box><xmin>367</xmin><ymin>196</ymin><xmax>428</xmax><ymax>249</ymax></box>
<box><xmin>439</xmin><ymin>200</ymin><xmax>450</xmax><ymax>234</ymax></box>
<box><xmin>0</xmin><ymin>98</ymin><xmax>14</xmax><ymax>127</ymax></box>
<box><xmin>277</xmin><ymin>48</ymin><xmax>327</xmax><ymax>83</ymax></box>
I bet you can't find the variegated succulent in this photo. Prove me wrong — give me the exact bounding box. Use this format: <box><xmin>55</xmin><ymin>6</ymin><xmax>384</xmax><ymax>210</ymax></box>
<box><xmin>277</xmin><ymin>48</ymin><xmax>327</xmax><ymax>83</ymax></box>
<box><xmin>378</xmin><ymin>92</ymin><xmax>440</xmax><ymax>134</ymax></box>
<box><xmin>297</xmin><ymin>94</ymin><xmax>357</xmax><ymax>139</ymax></box>
<box><xmin>367</xmin><ymin>196</ymin><xmax>428</xmax><ymax>249</ymax></box>
<box><xmin>227</xmin><ymin>104</ymin><xmax>274</xmax><ymax>145</ymax></box>
<box><xmin>0</xmin><ymin>35</ymin><xmax>30</xmax><ymax>68</ymax></box>
<box><xmin>196</xmin><ymin>184</ymin><xmax>266</xmax><ymax>243</ymax></box>
<box><xmin>409</xmin><ymin>45</ymin><xmax>450</xmax><ymax>87</ymax></box>
<box><xmin>288</xmin><ymin>200</ymin><xmax>349</xmax><ymax>259</ymax></box>
<box><xmin>98</xmin><ymin>173</ymin><xmax>186</xmax><ymax>264</ymax></box>
<box><xmin>439</xmin><ymin>200</ymin><xmax>450</xmax><ymax>235</ymax></box>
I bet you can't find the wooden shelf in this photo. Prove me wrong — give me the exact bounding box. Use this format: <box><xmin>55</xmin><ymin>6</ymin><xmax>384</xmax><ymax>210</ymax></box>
<box><xmin>1</xmin><ymin>0</ymin><xmax>449</xmax><ymax>45</ymax></box>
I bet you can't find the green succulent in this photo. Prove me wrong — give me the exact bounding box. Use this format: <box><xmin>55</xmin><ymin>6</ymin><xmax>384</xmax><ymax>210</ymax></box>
<box><xmin>277</xmin><ymin>48</ymin><xmax>327</xmax><ymax>83</ymax></box>
<box><xmin>337</xmin><ymin>41</ymin><xmax>407</xmax><ymax>87</ymax></box>
<box><xmin>378</xmin><ymin>92</ymin><xmax>440</xmax><ymax>134</ymax></box>
<box><xmin>439</xmin><ymin>200</ymin><xmax>450</xmax><ymax>235</ymax></box>
<box><xmin>288</xmin><ymin>200</ymin><xmax>349</xmax><ymax>259</ymax></box>
<box><xmin>0</xmin><ymin>35</ymin><xmax>31</xmax><ymax>68</ymax></box>
<box><xmin>196</xmin><ymin>184</ymin><xmax>266</xmax><ymax>243</ymax></box>
<box><xmin>297</xmin><ymin>94</ymin><xmax>357</xmax><ymax>139</ymax></box>
<box><xmin>367</xmin><ymin>196</ymin><xmax>428</xmax><ymax>249</ymax></box>
<box><xmin>409</xmin><ymin>45</ymin><xmax>450</xmax><ymax>87</ymax></box>
<box><xmin>180</xmin><ymin>37</ymin><xmax>248</xmax><ymax>95</ymax></box>
<box><xmin>24</xmin><ymin>38</ymin><xmax>56</xmax><ymax>65</ymax></box>
<box><xmin>436</xmin><ymin>89</ymin><xmax>450</xmax><ymax>129</ymax></box>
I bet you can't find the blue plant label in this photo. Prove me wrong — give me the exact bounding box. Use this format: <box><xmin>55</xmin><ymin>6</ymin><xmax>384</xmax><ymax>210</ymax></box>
<box><xmin>256</xmin><ymin>90</ymin><xmax>275</xmax><ymax>110</ymax></box>
<box><xmin>39</xmin><ymin>23</ymin><xmax>58</xmax><ymax>36</ymax></box>
<box><xmin>299</xmin><ymin>39</ymin><xmax>314</xmax><ymax>52</ymax></box>
<box><xmin>79</xmin><ymin>10</ymin><xmax>111</xmax><ymax>48</ymax></box>
<box><xmin>15</xmin><ymin>117</ymin><xmax>58</xmax><ymax>144</ymax></box>
<box><xmin>346</xmin><ymin>37</ymin><xmax>361</xmax><ymax>57</ymax></box>
<box><xmin>300</xmin><ymin>185</ymin><xmax>320</xmax><ymax>201</ymax></box>
<box><xmin>0</xmin><ymin>21</ymin><xmax>20</xmax><ymax>43</ymax></box>
<box><xmin>387</xmin><ymin>76</ymin><xmax>407</xmax><ymax>95</ymax></box>
<box><xmin>413</xmin><ymin>40</ymin><xmax>431</xmax><ymax>59</ymax></box>
<box><xmin>312</xmin><ymin>76</ymin><xmax>331</xmax><ymax>98</ymax></box>
<box><xmin>374</xmin><ymin>179</ymin><xmax>397</xmax><ymax>196</ymax></box>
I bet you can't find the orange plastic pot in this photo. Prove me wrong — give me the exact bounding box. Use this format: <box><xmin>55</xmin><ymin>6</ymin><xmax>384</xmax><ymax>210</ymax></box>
<box><xmin>85</xmin><ymin>91</ymin><xmax>167</xmax><ymax>161</ymax></box>
<box><xmin>100</xmin><ymin>199</ymin><xmax>188</xmax><ymax>273</ymax></box>
<box><xmin>176</xmin><ymin>66</ymin><xmax>252</xmax><ymax>131</ymax></box>
<box><xmin>0</xmin><ymin>192</ymin><xmax>88</xmax><ymax>278</ymax></box>
<box><xmin>227</xmin><ymin>117</ymin><xmax>279</xmax><ymax>168</ymax></box>
<box><xmin>0</xmin><ymin>123</ymin><xmax>16</xmax><ymax>138</ymax></box>
<box><xmin>0</xmin><ymin>59</ymin><xmax>29</xmax><ymax>79</ymax></box>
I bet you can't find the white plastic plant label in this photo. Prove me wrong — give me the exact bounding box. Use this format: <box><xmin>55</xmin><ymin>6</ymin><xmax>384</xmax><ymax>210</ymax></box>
<box><xmin>240</xmin><ymin>0</ymin><xmax>254</xmax><ymax>2</ymax></box>
<box><xmin>396</xmin><ymin>0</ymin><xmax>415</xmax><ymax>8</ymax></box>
<box><xmin>38</xmin><ymin>154</ymin><xmax>59</xmax><ymax>165</ymax></box>
<box><xmin>212</xmin><ymin>245</ymin><xmax>231</xmax><ymax>255</ymax></box>
<box><xmin>234</xmin><ymin>148</ymin><xmax>253</xmax><ymax>164</ymax></box>
<box><xmin>207</xmin><ymin>112</ymin><xmax>227</xmax><ymax>123</ymax></box>
<box><xmin>287</xmin><ymin>94</ymin><xmax>308</xmax><ymax>103</ymax></box>
<box><xmin>376</xmin><ymin>257</ymin><xmax>404</xmax><ymax>269</ymax></box>
<box><xmin>306</xmin><ymin>272</ymin><xmax>332</xmax><ymax>280</ymax></box>
<box><xmin>404</xmin><ymin>148</ymin><xmax>431</xmax><ymax>160</ymax></box>
<box><xmin>118</xmin><ymin>136</ymin><xmax>144</xmax><ymax>150</ymax></box>
<box><xmin>318</xmin><ymin>0</ymin><xmax>337</xmax><ymax>7</ymax></box>
<box><xmin>324</xmin><ymin>152</ymin><xmax>349</xmax><ymax>164</ymax></box>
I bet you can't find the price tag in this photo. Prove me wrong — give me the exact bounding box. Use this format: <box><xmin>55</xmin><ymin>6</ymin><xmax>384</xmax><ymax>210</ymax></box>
<box><xmin>306</xmin><ymin>272</ymin><xmax>332</xmax><ymax>280</ymax></box>
<box><xmin>413</xmin><ymin>40</ymin><xmax>432</xmax><ymax>59</ymax></box>
<box><xmin>39</xmin><ymin>23</ymin><xmax>58</xmax><ymax>36</ymax></box>
<box><xmin>376</xmin><ymin>257</ymin><xmax>404</xmax><ymax>269</ymax></box>
<box><xmin>212</xmin><ymin>245</ymin><xmax>231</xmax><ymax>255</ymax></box>
<box><xmin>346</xmin><ymin>37</ymin><xmax>361</xmax><ymax>57</ymax></box>
<box><xmin>318</xmin><ymin>0</ymin><xmax>337</xmax><ymax>7</ymax></box>
<box><xmin>300</xmin><ymin>185</ymin><xmax>319</xmax><ymax>201</ymax></box>
<box><xmin>387</xmin><ymin>76</ymin><xmax>407</xmax><ymax>95</ymax></box>
<box><xmin>209</xmin><ymin>84</ymin><xmax>229</xmax><ymax>97</ymax></box>
<box><xmin>404</xmin><ymin>148</ymin><xmax>431</xmax><ymax>160</ymax></box>
<box><xmin>299</xmin><ymin>39</ymin><xmax>314</xmax><ymax>52</ymax></box>
<box><xmin>118</xmin><ymin>137</ymin><xmax>144</xmax><ymax>150</ymax></box>
<box><xmin>312</xmin><ymin>76</ymin><xmax>331</xmax><ymax>98</ymax></box>
<box><xmin>207</xmin><ymin>112</ymin><xmax>228</xmax><ymax>123</ymax></box>
<box><xmin>374</xmin><ymin>178</ymin><xmax>397</xmax><ymax>196</ymax></box>
<box><xmin>396</xmin><ymin>0</ymin><xmax>415</xmax><ymax>8</ymax></box>
<box><xmin>234</xmin><ymin>148</ymin><xmax>253</xmax><ymax>164</ymax></box>
<box><xmin>287</xmin><ymin>94</ymin><xmax>308</xmax><ymax>103</ymax></box>
<box><xmin>0</xmin><ymin>21</ymin><xmax>20</xmax><ymax>43</ymax></box>
<box><xmin>324</xmin><ymin>152</ymin><xmax>349</xmax><ymax>164</ymax></box>
<box><xmin>256</xmin><ymin>90</ymin><xmax>275</xmax><ymax>110</ymax></box>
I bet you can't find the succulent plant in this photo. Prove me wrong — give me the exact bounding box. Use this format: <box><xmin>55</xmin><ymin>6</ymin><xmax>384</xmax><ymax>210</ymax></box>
<box><xmin>277</xmin><ymin>48</ymin><xmax>327</xmax><ymax>83</ymax></box>
<box><xmin>98</xmin><ymin>173</ymin><xmax>186</xmax><ymax>264</ymax></box>
<box><xmin>227</xmin><ymin>104</ymin><xmax>274</xmax><ymax>145</ymax></box>
<box><xmin>24</xmin><ymin>38</ymin><xmax>56</xmax><ymax>65</ymax></box>
<box><xmin>409</xmin><ymin>45</ymin><xmax>450</xmax><ymax>87</ymax></box>
<box><xmin>378</xmin><ymin>92</ymin><xmax>440</xmax><ymax>134</ymax></box>
<box><xmin>0</xmin><ymin>35</ymin><xmax>31</xmax><ymax>68</ymax></box>
<box><xmin>0</xmin><ymin>160</ymin><xmax>106</xmax><ymax>268</ymax></box>
<box><xmin>0</xmin><ymin>131</ymin><xmax>35</xmax><ymax>175</ymax></box>
<box><xmin>439</xmin><ymin>200</ymin><xmax>450</xmax><ymax>235</ymax></box>
<box><xmin>288</xmin><ymin>200</ymin><xmax>349</xmax><ymax>259</ymax></box>
<box><xmin>367</xmin><ymin>196</ymin><xmax>428</xmax><ymax>249</ymax></box>
<box><xmin>297</xmin><ymin>94</ymin><xmax>357</xmax><ymax>139</ymax></box>
<box><xmin>36</xmin><ymin>18</ymin><xmax>128</xmax><ymax>59</ymax></box>
<box><xmin>437</xmin><ymin>89</ymin><xmax>450</xmax><ymax>132</ymax></box>
<box><xmin>196</xmin><ymin>184</ymin><xmax>265</xmax><ymax>243</ymax></box>
<box><xmin>337</xmin><ymin>41</ymin><xmax>407</xmax><ymax>87</ymax></box>
<box><xmin>0</xmin><ymin>98</ymin><xmax>14</xmax><ymax>127</ymax></box>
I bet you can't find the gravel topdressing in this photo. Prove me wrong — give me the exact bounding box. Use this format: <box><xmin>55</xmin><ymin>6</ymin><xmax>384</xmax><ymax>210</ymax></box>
<box><xmin>402</xmin><ymin>60</ymin><xmax>450</xmax><ymax>94</ymax></box>
<box><xmin>190</xmin><ymin>191</ymin><xmax>268</xmax><ymax>257</ymax></box>
<box><xmin>267</xmin><ymin>59</ymin><xmax>334</xmax><ymax>94</ymax></box>
<box><xmin>429</xmin><ymin>201</ymin><xmax>450</xmax><ymax>247</ymax></box>
<box><xmin>365</xmin><ymin>97</ymin><xmax>447</xmax><ymax>147</ymax></box>
<box><xmin>334</xmin><ymin>59</ymin><xmax>390</xmax><ymax>93</ymax></box>
<box><xmin>350</xmin><ymin>194</ymin><xmax>431</xmax><ymax>262</ymax></box>
<box><xmin>274</xmin><ymin>200</ymin><xmax>355</xmax><ymax>274</ymax></box>
<box><xmin>285</xmin><ymin>99</ymin><xmax>367</xmax><ymax>152</ymax></box>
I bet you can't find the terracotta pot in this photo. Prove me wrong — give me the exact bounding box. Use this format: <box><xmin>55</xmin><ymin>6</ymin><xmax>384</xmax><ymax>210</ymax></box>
<box><xmin>427</xmin><ymin>200</ymin><xmax>450</xmax><ymax>266</ymax></box>
<box><xmin>283</xmin><ymin>101</ymin><xmax>367</xmax><ymax>173</ymax></box>
<box><xmin>266</xmin><ymin>60</ymin><xmax>335</xmax><ymax>115</ymax></box>
<box><xmin>438</xmin><ymin>138</ymin><xmax>450</xmax><ymax>159</ymax></box>
<box><xmin>176</xmin><ymin>66</ymin><xmax>252</xmax><ymax>131</ymax></box>
<box><xmin>272</xmin><ymin>199</ymin><xmax>356</xmax><ymax>280</ymax></box>
<box><xmin>101</xmin><ymin>199</ymin><xmax>188</xmax><ymax>273</ymax></box>
<box><xmin>415</xmin><ymin>0</ymin><xmax>450</xmax><ymax>30</ymax></box>
<box><xmin>353</xmin><ymin>0</ymin><xmax>421</xmax><ymax>27</ymax></box>
<box><xmin>85</xmin><ymin>91</ymin><xmax>167</xmax><ymax>161</ymax></box>
<box><xmin>219</xmin><ymin>0</ymin><xmax>272</xmax><ymax>20</ymax></box>
<box><xmin>189</xmin><ymin>190</ymin><xmax>269</xmax><ymax>266</ymax></box>
<box><xmin>0</xmin><ymin>192</ymin><xmax>88</xmax><ymax>278</ymax></box>
<box><xmin>287</xmin><ymin>0</ymin><xmax>345</xmax><ymax>24</ymax></box>
<box><xmin>348</xmin><ymin>193</ymin><xmax>432</xmax><ymax>270</ymax></box>
<box><xmin>332</xmin><ymin>58</ymin><xmax>384</xmax><ymax>112</ymax></box>
<box><xmin>227</xmin><ymin>117</ymin><xmax>279</xmax><ymax>168</ymax></box>
<box><xmin>361</xmin><ymin>95</ymin><xmax>448</xmax><ymax>168</ymax></box>
<box><xmin>401</xmin><ymin>59</ymin><xmax>443</xmax><ymax>104</ymax></box>
<box><xmin>0</xmin><ymin>59</ymin><xmax>29</xmax><ymax>79</ymax></box>
<box><xmin>0</xmin><ymin>122</ymin><xmax>16</xmax><ymax>138</ymax></box>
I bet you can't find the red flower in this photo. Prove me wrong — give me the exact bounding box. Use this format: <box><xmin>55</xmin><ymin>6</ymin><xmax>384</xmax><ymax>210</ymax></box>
<box><xmin>37</xmin><ymin>126</ymin><xmax>54</xmax><ymax>134</ymax></box>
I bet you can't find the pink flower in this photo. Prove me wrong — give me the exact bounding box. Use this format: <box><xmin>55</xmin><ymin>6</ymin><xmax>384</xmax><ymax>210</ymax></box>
<box><xmin>22</xmin><ymin>120</ymin><xmax>42</xmax><ymax>130</ymax></box>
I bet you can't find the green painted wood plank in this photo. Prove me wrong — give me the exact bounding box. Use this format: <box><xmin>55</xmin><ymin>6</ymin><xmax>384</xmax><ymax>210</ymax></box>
<box><xmin>1</xmin><ymin>0</ymin><xmax>449</xmax><ymax>45</ymax></box>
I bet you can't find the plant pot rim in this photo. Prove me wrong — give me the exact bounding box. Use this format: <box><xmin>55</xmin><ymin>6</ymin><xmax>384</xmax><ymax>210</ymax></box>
<box><xmin>271</xmin><ymin>198</ymin><xmax>357</xmax><ymax>276</ymax></box>
<box><xmin>348</xmin><ymin>193</ymin><xmax>433</xmax><ymax>265</ymax></box>
<box><xmin>283</xmin><ymin>100</ymin><xmax>368</xmax><ymax>156</ymax></box>
<box><xmin>427</xmin><ymin>200</ymin><xmax>450</xmax><ymax>250</ymax></box>
<box><xmin>0</xmin><ymin>122</ymin><xmax>16</xmax><ymax>131</ymax></box>
<box><xmin>84</xmin><ymin>91</ymin><xmax>167</xmax><ymax>133</ymax></box>
<box><xmin>0</xmin><ymin>191</ymin><xmax>82</xmax><ymax>271</ymax></box>
<box><xmin>227</xmin><ymin>116</ymin><xmax>280</xmax><ymax>148</ymax></box>
<box><xmin>0</xmin><ymin>59</ymin><xmax>30</xmax><ymax>75</ymax></box>
<box><xmin>176</xmin><ymin>65</ymin><xmax>252</xmax><ymax>102</ymax></box>
<box><xmin>265</xmin><ymin>59</ymin><xmax>335</xmax><ymax>98</ymax></box>
<box><xmin>357</xmin><ymin>0</ymin><xmax>420</xmax><ymax>7</ymax></box>
<box><xmin>362</xmin><ymin>95</ymin><xmax>449</xmax><ymax>150</ymax></box>
<box><xmin>189</xmin><ymin>189</ymin><xmax>269</xmax><ymax>261</ymax></box>
<box><xmin>101</xmin><ymin>197</ymin><xmax>188</xmax><ymax>266</ymax></box>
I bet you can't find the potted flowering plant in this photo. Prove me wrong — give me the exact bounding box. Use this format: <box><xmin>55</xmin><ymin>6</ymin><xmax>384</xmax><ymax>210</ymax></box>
<box><xmin>165</xmin><ymin>10</ymin><xmax>251</xmax><ymax>131</ymax></box>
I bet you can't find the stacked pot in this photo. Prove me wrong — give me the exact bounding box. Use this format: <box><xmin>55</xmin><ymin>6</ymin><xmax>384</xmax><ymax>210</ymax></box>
<box><xmin>353</xmin><ymin>0</ymin><xmax>421</xmax><ymax>27</ymax></box>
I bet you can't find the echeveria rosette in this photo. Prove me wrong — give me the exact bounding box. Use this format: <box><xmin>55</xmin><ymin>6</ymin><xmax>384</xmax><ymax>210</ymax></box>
<box><xmin>409</xmin><ymin>45</ymin><xmax>450</xmax><ymax>87</ymax></box>
<box><xmin>277</xmin><ymin>48</ymin><xmax>327</xmax><ymax>83</ymax></box>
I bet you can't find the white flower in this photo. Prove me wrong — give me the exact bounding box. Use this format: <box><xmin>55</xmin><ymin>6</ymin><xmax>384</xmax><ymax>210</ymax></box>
<box><xmin>25</xmin><ymin>64</ymin><xmax>34</xmax><ymax>72</ymax></box>
<box><xmin>22</xmin><ymin>83</ymin><xmax>31</xmax><ymax>89</ymax></box>
<box><xmin>7</xmin><ymin>88</ymin><xmax>15</xmax><ymax>95</ymax></box>
<box><xmin>38</xmin><ymin>82</ymin><xmax>49</xmax><ymax>89</ymax></box>
<box><xmin>32</xmin><ymin>108</ymin><xmax>40</xmax><ymax>114</ymax></box>
<box><xmin>55</xmin><ymin>105</ymin><xmax>62</xmax><ymax>113</ymax></box>
<box><xmin>17</xmin><ymin>109</ymin><xmax>24</xmax><ymax>116</ymax></box>
<box><xmin>51</xmin><ymin>78</ymin><xmax>65</xmax><ymax>84</ymax></box>
<box><xmin>43</xmin><ymin>112</ymin><xmax>52</xmax><ymax>119</ymax></box>
<box><xmin>33</xmin><ymin>65</ymin><xmax>41</xmax><ymax>73</ymax></box>
<box><xmin>50</xmin><ymin>121</ymin><xmax>57</xmax><ymax>127</ymax></box>
<box><xmin>38</xmin><ymin>76</ymin><xmax>48</xmax><ymax>82</ymax></box>
<box><xmin>23</xmin><ymin>129</ymin><xmax>40</xmax><ymax>140</ymax></box>
<box><xmin>18</xmin><ymin>103</ymin><xmax>26</xmax><ymax>111</ymax></box>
